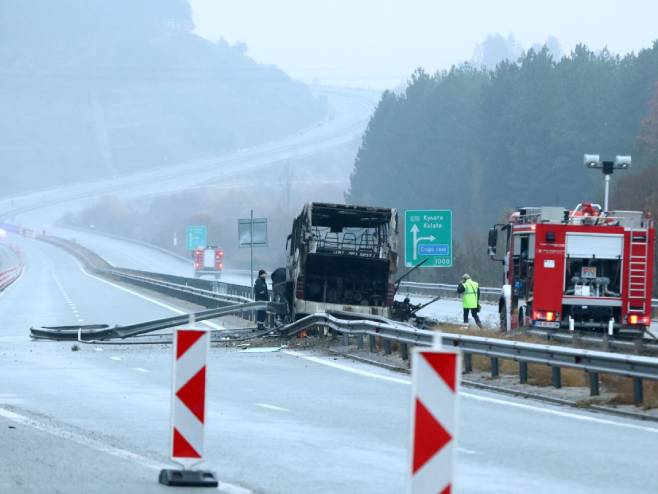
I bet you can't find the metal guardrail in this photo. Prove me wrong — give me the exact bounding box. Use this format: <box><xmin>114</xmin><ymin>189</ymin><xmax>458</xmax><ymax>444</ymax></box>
<box><xmin>112</xmin><ymin>270</ymin><xmax>252</xmax><ymax>307</ymax></box>
<box><xmin>397</xmin><ymin>281</ymin><xmax>501</xmax><ymax>303</ymax></box>
<box><xmin>30</xmin><ymin>301</ymin><xmax>282</xmax><ymax>341</ymax></box>
<box><xmin>37</xmin><ymin>234</ymin><xmax>658</xmax><ymax>406</ymax></box>
<box><xmin>283</xmin><ymin>312</ymin><xmax>658</xmax><ymax>405</ymax></box>
<box><xmin>399</xmin><ymin>281</ymin><xmax>501</xmax><ymax>295</ymax></box>
<box><xmin>398</xmin><ymin>281</ymin><xmax>658</xmax><ymax>310</ymax></box>
<box><xmin>0</xmin><ymin>265</ymin><xmax>22</xmax><ymax>291</ymax></box>
<box><xmin>116</xmin><ymin>267</ymin><xmax>254</xmax><ymax>302</ymax></box>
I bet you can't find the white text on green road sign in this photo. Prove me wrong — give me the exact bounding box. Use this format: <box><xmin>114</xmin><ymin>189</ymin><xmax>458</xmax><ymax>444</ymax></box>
<box><xmin>186</xmin><ymin>225</ymin><xmax>207</xmax><ymax>250</ymax></box>
<box><xmin>404</xmin><ymin>210</ymin><xmax>452</xmax><ymax>268</ymax></box>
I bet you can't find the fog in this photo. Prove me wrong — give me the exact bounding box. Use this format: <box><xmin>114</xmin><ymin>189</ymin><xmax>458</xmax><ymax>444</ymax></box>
<box><xmin>2</xmin><ymin>1</ymin><xmax>658</xmax><ymax>287</ymax></box>
<box><xmin>191</xmin><ymin>0</ymin><xmax>658</xmax><ymax>87</ymax></box>
<box><xmin>0</xmin><ymin>1</ymin><xmax>325</xmax><ymax>194</ymax></box>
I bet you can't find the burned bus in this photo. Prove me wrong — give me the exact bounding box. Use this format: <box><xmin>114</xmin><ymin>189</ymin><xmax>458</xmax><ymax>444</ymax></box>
<box><xmin>272</xmin><ymin>203</ymin><xmax>398</xmax><ymax>320</ymax></box>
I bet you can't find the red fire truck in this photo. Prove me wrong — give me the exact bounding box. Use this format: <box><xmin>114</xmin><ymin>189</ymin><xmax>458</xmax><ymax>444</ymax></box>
<box><xmin>193</xmin><ymin>246</ymin><xmax>224</xmax><ymax>278</ymax></box>
<box><xmin>488</xmin><ymin>203</ymin><xmax>654</xmax><ymax>335</ymax></box>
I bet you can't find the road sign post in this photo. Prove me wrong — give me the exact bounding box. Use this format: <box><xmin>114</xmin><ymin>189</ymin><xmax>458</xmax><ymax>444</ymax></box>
<box><xmin>186</xmin><ymin>225</ymin><xmax>208</xmax><ymax>251</ymax></box>
<box><xmin>159</xmin><ymin>327</ymin><xmax>218</xmax><ymax>487</ymax></box>
<box><xmin>408</xmin><ymin>348</ymin><xmax>460</xmax><ymax>494</ymax></box>
<box><xmin>405</xmin><ymin>210</ymin><xmax>452</xmax><ymax>268</ymax></box>
<box><xmin>238</xmin><ymin>214</ymin><xmax>268</xmax><ymax>287</ymax></box>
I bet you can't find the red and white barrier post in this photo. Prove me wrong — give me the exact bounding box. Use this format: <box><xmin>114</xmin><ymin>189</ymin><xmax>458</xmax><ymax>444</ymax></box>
<box><xmin>159</xmin><ymin>327</ymin><xmax>218</xmax><ymax>487</ymax></box>
<box><xmin>408</xmin><ymin>346</ymin><xmax>460</xmax><ymax>494</ymax></box>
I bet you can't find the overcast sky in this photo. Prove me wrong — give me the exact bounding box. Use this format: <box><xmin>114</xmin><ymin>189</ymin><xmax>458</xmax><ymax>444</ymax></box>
<box><xmin>189</xmin><ymin>0</ymin><xmax>658</xmax><ymax>88</ymax></box>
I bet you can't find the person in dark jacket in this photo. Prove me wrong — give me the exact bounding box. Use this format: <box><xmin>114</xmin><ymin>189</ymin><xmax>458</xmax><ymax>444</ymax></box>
<box><xmin>254</xmin><ymin>269</ymin><xmax>269</xmax><ymax>330</ymax></box>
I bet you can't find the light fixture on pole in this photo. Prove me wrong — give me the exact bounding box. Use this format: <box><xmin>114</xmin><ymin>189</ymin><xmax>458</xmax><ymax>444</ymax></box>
<box><xmin>583</xmin><ymin>154</ymin><xmax>631</xmax><ymax>212</ymax></box>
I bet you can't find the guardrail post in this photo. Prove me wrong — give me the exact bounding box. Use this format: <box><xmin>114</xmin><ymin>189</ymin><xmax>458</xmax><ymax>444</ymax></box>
<box><xmin>589</xmin><ymin>372</ymin><xmax>600</xmax><ymax>396</ymax></box>
<box><xmin>519</xmin><ymin>361</ymin><xmax>528</xmax><ymax>384</ymax></box>
<box><xmin>369</xmin><ymin>335</ymin><xmax>376</xmax><ymax>353</ymax></box>
<box><xmin>602</xmin><ymin>329</ymin><xmax>610</xmax><ymax>352</ymax></box>
<box><xmin>383</xmin><ymin>338</ymin><xmax>392</xmax><ymax>355</ymax></box>
<box><xmin>463</xmin><ymin>353</ymin><xmax>472</xmax><ymax>373</ymax></box>
<box><xmin>400</xmin><ymin>343</ymin><xmax>409</xmax><ymax>361</ymax></box>
<box><xmin>490</xmin><ymin>357</ymin><xmax>499</xmax><ymax>378</ymax></box>
<box><xmin>342</xmin><ymin>333</ymin><xmax>349</xmax><ymax>347</ymax></box>
<box><xmin>633</xmin><ymin>378</ymin><xmax>644</xmax><ymax>405</ymax></box>
<box><xmin>551</xmin><ymin>366</ymin><xmax>561</xmax><ymax>389</ymax></box>
<box><xmin>356</xmin><ymin>334</ymin><xmax>364</xmax><ymax>349</ymax></box>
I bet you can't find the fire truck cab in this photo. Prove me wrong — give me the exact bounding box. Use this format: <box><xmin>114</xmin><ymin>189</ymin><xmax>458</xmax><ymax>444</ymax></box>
<box><xmin>488</xmin><ymin>205</ymin><xmax>654</xmax><ymax>335</ymax></box>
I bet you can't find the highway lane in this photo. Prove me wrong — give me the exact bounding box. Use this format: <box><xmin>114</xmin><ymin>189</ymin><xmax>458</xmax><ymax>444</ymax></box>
<box><xmin>0</xmin><ymin>242</ymin><xmax>19</xmax><ymax>272</ymax></box>
<box><xmin>0</xmin><ymin>236</ymin><xmax>177</xmax><ymax>331</ymax></box>
<box><xmin>1</xmin><ymin>237</ymin><xmax>657</xmax><ymax>492</ymax></box>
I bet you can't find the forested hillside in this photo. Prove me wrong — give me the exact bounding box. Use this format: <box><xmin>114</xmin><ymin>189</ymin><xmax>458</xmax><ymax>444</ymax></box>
<box><xmin>348</xmin><ymin>43</ymin><xmax>658</xmax><ymax>242</ymax></box>
<box><xmin>0</xmin><ymin>1</ymin><xmax>326</xmax><ymax>193</ymax></box>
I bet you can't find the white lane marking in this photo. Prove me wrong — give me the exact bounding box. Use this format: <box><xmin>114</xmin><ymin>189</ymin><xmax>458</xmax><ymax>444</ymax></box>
<box><xmin>0</xmin><ymin>406</ymin><xmax>253</xmax><ymax>493</ymax></box>
<box><xmin>256</xmin><ymin>403</ymin><xmax>290</xmax><ymax>412</ymax></box>
<box><xmin>284</xmin><ymin>351</ymin><xmax>658</xmax><ymax>434</ymax></box>
<box><xmin>132</xmin><ymin>367</ymin><xmax>149</xmax><ymax>373</ymax></box>
<box><xmin>109</xmin><ymin>356</ymin><xmax>122</xmax><ymax>361</ymax></box>
<box><xmin>458</xmin><ymin>447</ymin><xmax>481</xmax><ymax>455</ymax></box>
<box><xmin>53</xmin><ymin>273</ymin><xmax>84</xmax><ymax>322</ymax></box>
<box><xmin>463</xmin><ymin>393</ymin><xmax>658</xmax><ymax>434</ymax></box>
<box><xmin>283</xmin><ymin>350</ymin><xmax>410</xmax><ymax>385</ymax></box>
<box><xmin>0</xmin><ymin>406</ymin><xmax>163</xmax><ymax>469</ymax></box>
<box><xmin>74</xmin><ymin>260</ymin><xmax>224</xmax><ymax>331</ymax></box>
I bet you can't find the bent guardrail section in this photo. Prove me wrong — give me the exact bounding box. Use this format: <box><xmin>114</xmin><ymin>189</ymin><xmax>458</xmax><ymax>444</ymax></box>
<box><xmin>30</xmin><ymin>301</ymin><xmax>283</xmax><ymax>341</ymax></box>
<box><xmin>37</xmin><ymin>233</ymin><xmax>658</xmax><ymax>406</ymax></box>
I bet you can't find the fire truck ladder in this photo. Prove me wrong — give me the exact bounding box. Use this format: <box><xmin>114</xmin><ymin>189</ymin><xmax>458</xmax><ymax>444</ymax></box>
<box><xmin>628</xmin><ymin>229</ymin><xmax>649</xmax><ymax>312</ymax></box>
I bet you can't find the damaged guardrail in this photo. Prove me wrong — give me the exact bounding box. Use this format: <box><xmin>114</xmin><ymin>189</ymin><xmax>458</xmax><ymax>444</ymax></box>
<box><xmin>30</xmin><ymin>301</ymin><xmax>284</xmax><ymax>341</ymax></box>
<box><xmin>0</xmin><ymin>265</ymin><xmax>22</xmax><ymax>291</ymax></box>
<box><xmin>36</xmin><ymin>233</ymin><xmax>658</xmax><ymax>406</ymax></box>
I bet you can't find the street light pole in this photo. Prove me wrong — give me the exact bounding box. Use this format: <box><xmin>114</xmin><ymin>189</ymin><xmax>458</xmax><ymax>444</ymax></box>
<box><xmin>583</xmin><ymin>154</ymin><xmax>631</xmax><ymax>213</ymax></box>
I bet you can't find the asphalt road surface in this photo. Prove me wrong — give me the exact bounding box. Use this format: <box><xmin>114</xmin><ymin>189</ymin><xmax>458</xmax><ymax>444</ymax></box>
<box><xmin>0</xmin><ymin>234</ymin><xmax>657</xmax><ymax>493</ymax></box>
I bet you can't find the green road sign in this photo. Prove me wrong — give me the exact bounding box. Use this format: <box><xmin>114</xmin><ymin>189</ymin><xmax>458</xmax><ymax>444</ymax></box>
<box><xmin>186</xmin><ymin>225</ymin><xmax>207</xmax><ymax>250</ymax></box>
<box><xmin>404</xmin><ymin>210</ymin><xmax>452</xmax><ymax>267</ymax></box>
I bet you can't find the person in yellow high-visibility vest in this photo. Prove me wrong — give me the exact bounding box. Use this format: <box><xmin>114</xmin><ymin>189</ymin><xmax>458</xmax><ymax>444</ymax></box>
<box><xmin>457</xmin><ymin>274</ymin><xmax>482</xmax><ymax>328</ymax></box>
